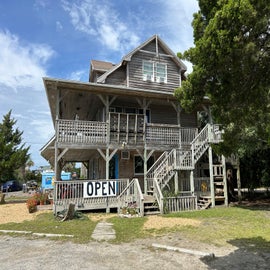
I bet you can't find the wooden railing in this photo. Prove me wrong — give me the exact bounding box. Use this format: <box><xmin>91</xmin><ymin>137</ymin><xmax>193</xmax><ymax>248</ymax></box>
<box><xmin>153</xmin><ymin>178</ymin><xmax>164</xmax><ymax>214</ymax></box>
<box><xmin>56</xmin><ymin>118</ymin><xmax>198</xmax><ymax>147</ymax></box>
<box><xmin>164</xmin><ymin>196</ymin><xmax>197</xmax><ymax>213</ymax></box>
<box><xmin>53</xmin><ymin>178</ymin><xmax>130</xmax><ymax>214</ymax></box>
<box><xmin>146</xmin><ymin>149</ymin><xmax>193</xmax><ymax>191</ymax></box>
<box><xmin>117</xmin><ymin>178</ymin><xmax>144</xmax><ymax>216</ymax></box>
<box><xmin>146</xmin><ymin>123</ymin><xmax>197</xmax><ymax>146</ymax></box>
<box><xmin>57</xmin><ymin>119</ymin><xmax>107</xmax><ymax>144</ymax></box>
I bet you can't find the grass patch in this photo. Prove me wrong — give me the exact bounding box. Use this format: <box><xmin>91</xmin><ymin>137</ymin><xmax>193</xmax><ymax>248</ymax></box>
<box><xmin>163</xmin><ymin>206</ymin><xmax>270</xmax><ymax>249</ymax></box>
<box><xmin>0</xmin><ymin>205</ymin><xmax>270</xmax><ymax>250</ymax></box>
<box><xmin>108</xmin><ymin>216</ymin><xmax>148</xmax><ymax>243</ymax></box>
<box><xmin>0</xmin><ymin>212</ymin><xmax>98</xmax><ymax>243</ymax></box>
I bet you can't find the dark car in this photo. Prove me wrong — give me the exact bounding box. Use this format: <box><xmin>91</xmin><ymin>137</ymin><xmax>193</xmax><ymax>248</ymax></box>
<box><xmin>1</xmin><ymin>180</ymin><xmax>22</xmax><ymax>192</ymax></box>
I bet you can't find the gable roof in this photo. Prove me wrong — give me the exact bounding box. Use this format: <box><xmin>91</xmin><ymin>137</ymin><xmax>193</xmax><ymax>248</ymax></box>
<box><xmin>97</xmin><ymin>34</ymin><xmax>187</xmax><ymax>83</ymax></box>
<box><xmin>91</xmin><ymin>60</ymin><xmax>114</xmax><ymax>71</ymax></box>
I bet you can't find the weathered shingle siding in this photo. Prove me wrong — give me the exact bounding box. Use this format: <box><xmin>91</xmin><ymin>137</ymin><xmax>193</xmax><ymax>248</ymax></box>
<box><xmin>128</xmin><ymin>46</ymin><xmax>181</xmax><ymax>92</ymax></box>
<box><xmin>105</xmin><ymin>65</ymin><xmax>127</xmax><ymax>86</ymax></box>
<box><xmin>150</xmin><ymin>104</ymin><xmax>178</xmax><ymax>124</ymax></box>
<box><xmin>180</xmin><ymin>111</ymin><xmax>198</xmax><ymax>127</ymax></box>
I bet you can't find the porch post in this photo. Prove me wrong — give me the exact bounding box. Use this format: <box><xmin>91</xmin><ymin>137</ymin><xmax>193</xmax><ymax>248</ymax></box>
<box><xmin>174</xmin><ymin>171</ymin><xmax>179</xmax><ymax>194</ymax></box>
<box><xmin>190</xmin><ymin>170</ymin><xmax>194</xmax><ymax>195</ymax></box>
<box><xmin>209</xmin><ymin>146</ymin><xmax>215</xmax><ymax>207</ymax></box>
<box><xmin>222</xmin><ymin>155</ymin><xmax>228</xmax><ymax>206</ymax></box>
<box><xmin>54</xmin><ymin>86</ymin><xmax>60</xmax><ymax>181</ymax></box>
<box><xmin>144</xmin><ymin>148</ymin><xmax>147</xmax><ymax>194</ymax></box>
<box><xmin>105</xmin><ymin>148</ymin><xmax>110</xmax><ymax>180</ymax></box>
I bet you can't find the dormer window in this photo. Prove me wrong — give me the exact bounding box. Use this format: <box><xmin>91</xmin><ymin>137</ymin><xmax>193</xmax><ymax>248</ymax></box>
<box><xmin>156</xmin><ymin>63</ymin><xmax>167</xmax><ymax>83</ymax></box>
<box><xmin>143</xmin><ymin>61</ymin><xmax>154</xmax><ymax>82</ymax></box>
<box><xmin>142</xmin><ymin>61</ymin><xmax>167</xmax><ymax>83</ymax></box>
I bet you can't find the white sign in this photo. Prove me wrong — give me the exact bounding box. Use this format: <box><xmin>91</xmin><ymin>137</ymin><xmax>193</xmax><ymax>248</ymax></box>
<box><xmin>83</xmin><ymin>181</ymin><xmax>117</xmax><ymax>198</ymax></box>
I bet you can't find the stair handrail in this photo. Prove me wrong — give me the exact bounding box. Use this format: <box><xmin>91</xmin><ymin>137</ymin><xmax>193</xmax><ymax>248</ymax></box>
<box><xmin>153</xmin><ymin>149</ymin><xmax>176</xmax><ymax>184</ymax></box>
<box><xmin>146</xmin><ymin>151</ymin><xmax>169</xmax><ymax>180</ymax></box>
<box><xmin>117</xmin><ymin>178</ymin><xmax>144</xmax><ymax>216</ymax></box>
<box><xmin>190</xmin><ymin>123</ymin><xmax>212</xmax><ymax>164</ymax></box>
<box><xmin>153</xmin><ymin>178</ymin><xmax>164</xmax><ymax>214</ymax></box>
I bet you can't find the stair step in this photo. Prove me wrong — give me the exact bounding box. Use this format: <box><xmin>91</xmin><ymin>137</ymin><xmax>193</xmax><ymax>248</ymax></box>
<box><xmin>144</xmin><ymin>205</ymin><xmax>158</xmax><ymax>210</ymax></box>
<box><xmin>144</xmin><ymin>210</ymin><xmax>160</xmax><ymax>216</ymax></box>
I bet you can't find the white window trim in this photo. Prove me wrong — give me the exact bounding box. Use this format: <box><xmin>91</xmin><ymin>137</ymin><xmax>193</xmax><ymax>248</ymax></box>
<box><xmin>142</xmin><ymin>60</ymin><xmax>167</xmax><ymax>83</ymax></box>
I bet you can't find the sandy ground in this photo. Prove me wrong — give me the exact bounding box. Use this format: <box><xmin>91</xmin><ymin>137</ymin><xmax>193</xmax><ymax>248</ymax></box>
<box><xmin>1</xmin><ymin>198</ymin><xmax>270</xmax><ymax>269</ymax></box>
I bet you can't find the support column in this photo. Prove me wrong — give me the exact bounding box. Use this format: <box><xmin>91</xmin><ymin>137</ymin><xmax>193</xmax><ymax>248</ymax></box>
<box><xmin>190</xmin><ymin>171</ymin><xmax>194</xmax><ymax>195</ymax></box>
<box><xmin>54</xmin><ymin>84</ymin><xmax>60</xmax><ymax>181</ymax></box>
<box><xmin>105</xmin><ymin>148</ymin><xmax>109</xmax><ymax>180</ymax></box>
<box><xmin>144</xmin><ymin>148</ymin><xmax>147</xmax><ymax>194</ymax></box>
<box><xmin>222</xmin><ymin>155</ymin><xmax>228</xmax><ymax>206</ymax></box>
<box><xmin>209</xmin><ymin>146</ymin><xmax>215</xmax><ymax>207</ymax></box>
<box><xmin>174</xmin><ymin>171</ymin><xmax>179</xmax><ymax>194</ymax></box>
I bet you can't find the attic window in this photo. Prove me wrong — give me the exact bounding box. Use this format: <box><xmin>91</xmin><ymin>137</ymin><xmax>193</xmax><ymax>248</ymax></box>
<box><xmin>156</xmin><ymin>63</ymin><xmax>167</xmax><ymax>83</ymax></box>
<box><xmin>142</xmin><ymin>61</ymin><xmax>167</xmax><ymax>83</ymax></box>
<box><xmin>143</xmin><ymin>61</ymin><xmax>154</xmax><ymax>82</ymax></box>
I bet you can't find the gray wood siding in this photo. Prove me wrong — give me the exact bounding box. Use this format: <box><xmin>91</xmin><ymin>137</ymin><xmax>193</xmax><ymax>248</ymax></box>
<box><xmin>150</xmin><ymin>104</ymin><xmax>178</xmax><ymax>125</ymax></box>
<box><xmin>128</xmin><ymin>52</ymin><xmax>180</xmax><ymax>92</ymax></box>
<box><xmin>180</xmin><ymin>111</ymin><xmax>198</xmax><ymax>127</ymax></box>
<box><xmin>142</xmin><ymin>40</ymin><xmax>167</xmax><ymax>55</ymax></box>
<box><xmin>105</xmin><ymin>65</ymin><xmax>127</xmax><ymax>86</ymax></box>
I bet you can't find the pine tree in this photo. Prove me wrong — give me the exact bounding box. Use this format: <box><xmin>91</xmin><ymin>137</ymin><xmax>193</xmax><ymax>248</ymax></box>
<box><xmin>0</xmin><ymin>110</ymin><xmax>30</xmax><ymax>183</ymax></box>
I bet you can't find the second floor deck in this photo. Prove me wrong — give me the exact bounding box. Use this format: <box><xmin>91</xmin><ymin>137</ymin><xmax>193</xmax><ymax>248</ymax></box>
<box><xmin>56</xmin><ymin>112</ymin><xmax>198</xmax><ymax>149</ymax></box>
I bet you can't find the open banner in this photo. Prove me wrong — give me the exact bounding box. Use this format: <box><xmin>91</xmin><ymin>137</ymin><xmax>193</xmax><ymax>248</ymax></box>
<box><xmin>83</xmin><ymin>181</ymin><xmax>117</xmax><ymax>198</ymax></box>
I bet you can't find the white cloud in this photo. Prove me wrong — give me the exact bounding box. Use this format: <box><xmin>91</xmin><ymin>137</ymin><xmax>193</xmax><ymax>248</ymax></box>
<box><xmin>70</xmin><ymin>70</ymin><xmax>88</xmax><ymax>81</ymax></box>
<box><xmin>61</xmin><ymin>0</ymin><xmax>140</xmax><ymax>53</ymax></box>
<box><xmin>0</xmin><ymin>30</ymin><xmax>55</xmax><ymax>168</ymax></box>
<box><xmin>56</xmin><ymin>21</ymin><xmax>63</xmax><ymax>31</ymax></box>
<box><xmin>0</xmin><ymin>30</ymin><xmax>54</xmax><ymax>92</ymax></box>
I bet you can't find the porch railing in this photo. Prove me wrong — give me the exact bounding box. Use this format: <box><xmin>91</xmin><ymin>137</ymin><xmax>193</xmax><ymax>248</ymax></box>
<box><xmin>117</xmin><ymin>178</ymin><xmax>144</xmax><ymax>216</ymax></box>
<box><xmin>153</xmin><ymin>178</ymin><xmax>164</xmax><ymax>214</ymax></box>
<box><xmin>164</xmin><ymin>196</ymin><xmax>197</xmax><ymax>213</ymax></box>
<box><xmin>146</xmin><ymin>123</ymin><xmax>197</xmax><ymax>146</ymax></box>
<box><xmin>57</xmin><ymin>119</ymin><xmax>107</xmax><ymax>144</ymax></box>
<box><xmin>53</xmin><ymin>178</ymin><xmax>130</xmax><ymax>214</ymax></box>
<box><xmin>56</xmin><ymin>118</ymin><xmax>198</xmax><ymax>147</ymax></box>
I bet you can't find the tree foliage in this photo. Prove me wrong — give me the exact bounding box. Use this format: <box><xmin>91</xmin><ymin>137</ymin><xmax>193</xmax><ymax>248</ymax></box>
<box><xmin>0</xmin><ymin>110</ymin><xmax>30</xmax><ymax>183</ymax></box>
<box><xmin>175</xmin><ymin>0</ymin><xmax>270</xmax><ymax>156</ymax></box>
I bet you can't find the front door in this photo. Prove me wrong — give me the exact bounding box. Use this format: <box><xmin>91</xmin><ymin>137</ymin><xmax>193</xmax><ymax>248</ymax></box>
<box><xmin>109</xmin><ymin>154</ymin><xmax>119</xmax><ymax>179</ymax></box>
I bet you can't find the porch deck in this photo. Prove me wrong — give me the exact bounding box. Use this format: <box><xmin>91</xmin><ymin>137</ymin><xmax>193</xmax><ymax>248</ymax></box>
<box><xmin>56</xmin><ymin>116</ymin><xmax>198</xmax><ymax>148</ymax></box>
<box><xmin>52</xmin><ymin>179</ymin><xmax>199</xmax><ymax>216</ymax></box>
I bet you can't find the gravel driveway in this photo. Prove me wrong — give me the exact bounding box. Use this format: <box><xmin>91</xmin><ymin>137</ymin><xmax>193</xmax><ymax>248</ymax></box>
<box><xmin>1</xmin><ymin>234</ymin><xmax>270</xmax><ymax>270</ymax></box>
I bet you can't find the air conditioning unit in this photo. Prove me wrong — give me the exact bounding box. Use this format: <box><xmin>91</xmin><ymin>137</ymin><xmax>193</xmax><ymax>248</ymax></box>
<box><xmin>143</xmin><ymin>74</ymin><xmax>153</xmax><ymax>81</ymax></box>
<box><xmin>121</xmin><ymin>151</ymin><xmax>130</xmax><ymax>160</ymax></box>
<box><xmin>156</xmin><ymin>76</ymin><xmax>165</xmax><ymax>83</ymax></box>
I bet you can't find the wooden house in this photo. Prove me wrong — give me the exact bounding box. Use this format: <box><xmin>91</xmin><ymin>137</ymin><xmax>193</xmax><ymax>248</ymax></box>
<box><xmin>41</xmin><ymin>35</ymin><xmax>227</xmax><ymax>215</ymax></box>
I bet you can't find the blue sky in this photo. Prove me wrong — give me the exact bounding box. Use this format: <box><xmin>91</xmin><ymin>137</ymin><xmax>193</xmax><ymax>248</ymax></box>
<box><xmin>0</xmin><ymin>0</ymin><xmax>199</xmax><ymax>169</ymax></box>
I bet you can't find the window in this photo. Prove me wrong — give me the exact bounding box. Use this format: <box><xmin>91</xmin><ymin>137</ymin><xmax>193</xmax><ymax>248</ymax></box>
<box><xmin>134</xmin><ymin>156</ymin><xmax>155</xmax><ymax>175</ymax></box>
<box><xmin>142</xmin><ymin>61</ymin><xmax>167</xmax><ymax>83</ymax></box>
<box><xmin>156</xmin><ymin>63</ymin><xmax>167</xmax><ymax>83</ymax></box>
<box><xmin>143</xmin><ymin>61</ymin><xmax>154</xmax><ymax>81</ymax></box>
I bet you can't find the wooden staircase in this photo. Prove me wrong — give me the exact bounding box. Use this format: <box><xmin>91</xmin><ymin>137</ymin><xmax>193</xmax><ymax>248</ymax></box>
<box><xmin>146</xmin><ymin>124</ymin><xmax>222</xmax><ymax>191</ymax></box>
<box><xmin>143</xmin><ymin>195</ymin><xmax>160</xmax><ymax>215</ymax></box>
<box><xmin>198</xmin><ymin>196</ymin><xmax>212</xmax><ymax>209</ymax></box>
<box><xmin>198</xmin><ymin>164</ymin><xmax>226</xmax><ymax>209</ymax></box>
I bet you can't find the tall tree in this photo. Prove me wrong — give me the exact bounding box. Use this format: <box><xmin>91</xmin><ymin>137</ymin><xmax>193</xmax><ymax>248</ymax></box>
<box><xmin>175</xmin><ymin>0</ymin><xmax>270</xmax><ymax>156</ymax></box>
<box><xmin>0</xmin><ymin>110</ymin><xmax>30</xmax><ymax>183</ymax></box>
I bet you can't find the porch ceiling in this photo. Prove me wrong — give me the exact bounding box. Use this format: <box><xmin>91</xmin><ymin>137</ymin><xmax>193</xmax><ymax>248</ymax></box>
<box><xmin>40</xmin><ymin>137</ymin><xmax>100</xmax><ymax>166</ymax></box>
<box><xmin>43</xmin><ymin>77</ymin><xmax>176</xmax><ymax>126</ymax></box>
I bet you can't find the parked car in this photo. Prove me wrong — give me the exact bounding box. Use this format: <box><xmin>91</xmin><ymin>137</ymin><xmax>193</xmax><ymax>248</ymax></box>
<box><xmin>1</xmin><ymin>180</ymin><xmax>22</xmax><ymax>192</ymax></box>
<box><xmin>23</xmin><ymin>180</ymin><xmax>38</xmax><ymax>192</ymax></box>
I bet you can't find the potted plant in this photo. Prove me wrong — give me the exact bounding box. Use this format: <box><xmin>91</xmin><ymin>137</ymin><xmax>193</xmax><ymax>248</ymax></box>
<box><xmin>26</xmin><ymin>197</ymin><xmax>37</xmax><ymax>213</ymax></box>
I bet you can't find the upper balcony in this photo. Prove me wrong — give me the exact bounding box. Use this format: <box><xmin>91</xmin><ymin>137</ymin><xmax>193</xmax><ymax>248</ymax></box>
<box><xmin>56</xmin><ymin>112</ymin><xmax>198</xmax><ymax>150</ymax></box>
